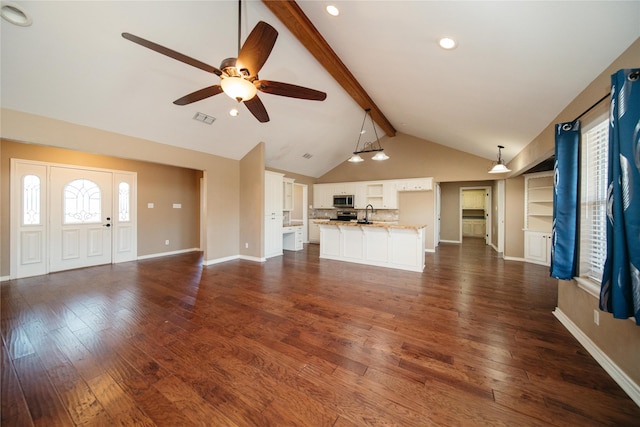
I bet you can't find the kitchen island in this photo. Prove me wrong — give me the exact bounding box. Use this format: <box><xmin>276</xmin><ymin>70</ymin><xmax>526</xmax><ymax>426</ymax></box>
<box><xmin>318</xmin><ymin>221</ymin><xmax>426</xmax><ymax>272</ymax></box>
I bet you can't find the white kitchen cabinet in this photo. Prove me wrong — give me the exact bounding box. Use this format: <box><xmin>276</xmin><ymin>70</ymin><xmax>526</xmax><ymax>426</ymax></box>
<box><xmin>462</xmin><ymin>219</ymin><xmax>486</xmax><ymax>237</ymax></box>
<box><xmin>283</xmin><ymin>178</ymin><xmax>294</xmax><ymax>211</ymax></box>
<box><xmin>358</xmin><ymin>181</ymin><xmax>398</xmax><ymax>209</ymax></box>
<box><xmin>524</xmin><ymin>231</ymin><xmax>552</xmax><ymax>266</ymax></box>
<box><xmin>283</xmin><ymin>225</ymin><xmax>303</xmax><ymax>251</ymax></box>
<box><xmin>396</xmin><ymin>177</ymin><xmax>433</xmax><ymax>192</ymax></box>
<box><xmin>313</xmin><ymin>183</ymin><xmax>334</xmax><ymax>209</ymax></box>
<box><xmin>332</xmin><ymin>182</ymin><xmax>356</xmax><ymax>195</ymax></box>
<box><xmin>318</xmin><ymin>223</ymin><xmax>426</xmax><ymax>272</ymax></box>
<box><xmin>308</xmin><ymin>220</ymin><xmax>325</xmax><ymax>243</ymax></box>
<box><xmin>462</xmin><ymin>189</ymin><xmax>486</xmax><ymax>209</ymax></box>
<box><xmin>265</xmin><ymin>171</ymin><xmax>284</xmax><ymax>258</ymax></box>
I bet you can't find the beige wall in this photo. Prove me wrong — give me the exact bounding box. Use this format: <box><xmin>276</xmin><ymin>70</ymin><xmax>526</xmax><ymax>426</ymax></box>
<box><xmin>1</xmin><ymin>109</ymin><xmax>240</xmax><ymax>271</ymax></box>
<box><xmin>239</xmin><ymin>143</ymin><xmax>265</xmax><ymax>259</ymax></box>
<box><xmin>398</xmin><ymin>191</ymin><xmax>434</xmax><ymax>250</ymax></box>
<box><xmin>318</xmin><ymin>132</ymin><xmax>501</xmax><ymax>184</ymax></box>
<box><xmin>559</xmin><ymin>282</ymin><xmax>640</xmax><ymax>384</ymax></box>
<box><xmin>510</xmin><ymin>39</ymin><xmax>640</xmax><ymax>388</ymax></box>
<box><xmin>504</xmin><ymin>176</ymin><xmax>525</xmax><ymax>259</ymax></box>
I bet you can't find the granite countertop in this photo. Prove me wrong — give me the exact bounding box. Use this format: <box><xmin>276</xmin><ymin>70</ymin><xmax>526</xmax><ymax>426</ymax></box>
<box><xmin>318</xmin><ymin>221</ymin><xmax>425</xmax><ymax>230</ymax></box>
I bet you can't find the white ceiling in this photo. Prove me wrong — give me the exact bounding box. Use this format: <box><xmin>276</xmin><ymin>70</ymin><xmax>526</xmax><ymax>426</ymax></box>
<box><xmin>2</xmin><ymin>1</ymin><xmax>638</xmax><ymax>178</ymax></box>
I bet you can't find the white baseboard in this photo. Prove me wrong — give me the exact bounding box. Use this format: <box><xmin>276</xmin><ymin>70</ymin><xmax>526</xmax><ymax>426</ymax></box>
<box><xmin>238</xmin><ymin>255</ymin><xmax>266</xmax><ymax>263</ymax></box>
<box><xmin>203</xmin><ymin>254</ymin><xmax>267</xmax><ymax>265</ymax></box>
<box><xmin>203</xmin><ymin>254</ymin><xmax>239</xmax><ymax>265</ymax></box>
<box><xmin>553</xmin><ymin>307</ymin><xmax>640</xmax><ymax>407</ymax></box>
<box><xmin>439</xmin><ymin>240</ymin><xmax>461</xmax><ymax>244</ymax></box>
<box><xmin>0</xmin><ymin>275</ymin><xmax>10</xmax><ymax>282</ymax></box>
<box><xmin>137</xmin><ymin>248</ymin><xmax>199</xmax><ymax>261</ymax></box>
<box><xmin>425</xmin><ymin>248</ymin><xmax>436</xmax><ymax>253</ymax></box>
<box><xmin>504</xmin><ymin>256</ymin><xmax>526</xmax><ymax>262</ymax></box>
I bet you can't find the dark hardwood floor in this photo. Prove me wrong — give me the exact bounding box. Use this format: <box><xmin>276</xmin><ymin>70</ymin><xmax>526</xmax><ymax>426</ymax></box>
<box><xmin>2</xmin><ymin>238</ymin><xmax>639</xmax><ymax>426</ymax></box>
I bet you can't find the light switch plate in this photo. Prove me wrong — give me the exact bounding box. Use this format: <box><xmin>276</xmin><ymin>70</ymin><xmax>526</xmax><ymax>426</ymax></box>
<box><xmin>173</xmin><ymin>203</ymin><xmax>182</xmax><ymax>209</ymax></box>
<box><xmin>147</xmin><ymin>203</ymin><xmax>154</xmax><ymax>208</ymax></box>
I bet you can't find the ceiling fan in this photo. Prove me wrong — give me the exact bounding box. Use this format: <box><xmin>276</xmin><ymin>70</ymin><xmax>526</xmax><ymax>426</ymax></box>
<box><xmin>122</xmin><ymin>17</ymin><xmax>326</xmax><ymax>123</ymax></box>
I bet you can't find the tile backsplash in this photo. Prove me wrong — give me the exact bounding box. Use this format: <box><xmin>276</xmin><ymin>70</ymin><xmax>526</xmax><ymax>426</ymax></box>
<box><xmin>310</xmin><ymin>208</ymin><xmax>399</xmax><ymax>222</ymax></box>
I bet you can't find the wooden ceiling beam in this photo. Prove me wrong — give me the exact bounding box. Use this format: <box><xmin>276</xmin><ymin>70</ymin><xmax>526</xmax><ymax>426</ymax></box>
<box><xmin>261</xmin><ymin>0</ymin><xmax>396</xmax><ymax>137</ymax></box>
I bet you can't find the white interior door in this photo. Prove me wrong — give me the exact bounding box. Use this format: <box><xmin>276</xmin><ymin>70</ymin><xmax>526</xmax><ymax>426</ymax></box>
<box><xmin>49</xmin><ymin>167</ymin><xmax>113</xmax><ymax>272</ymax></box>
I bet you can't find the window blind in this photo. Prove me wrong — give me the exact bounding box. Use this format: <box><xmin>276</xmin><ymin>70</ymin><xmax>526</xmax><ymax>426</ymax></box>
<box><xmin>581</xmin><ymin>119</ymin><xmax>608</xmax><ymax>281</ymax></box>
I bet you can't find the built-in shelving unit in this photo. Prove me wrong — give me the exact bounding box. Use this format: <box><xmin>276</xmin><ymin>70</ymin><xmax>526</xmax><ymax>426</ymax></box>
<box><xmin>524</xmin><ymin>171</ymin><xmax>554</xmax><ymax>265</ymax></box>
<box><xmin>525</xmin><ymin>171</ymin><xmax>554</xmax><ymax>232</ymax></box>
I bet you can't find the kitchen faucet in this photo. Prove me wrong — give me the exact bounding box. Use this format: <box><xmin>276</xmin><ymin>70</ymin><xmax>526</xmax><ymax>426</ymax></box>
<box><xmin>365</xmin><ymin>204</ymin><xmax>374</xmax><ymax>223</ymax></box>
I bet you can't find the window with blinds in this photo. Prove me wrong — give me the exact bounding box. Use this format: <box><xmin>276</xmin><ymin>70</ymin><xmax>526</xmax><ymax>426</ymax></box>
<box><xmin>579</xmin><ymin>119</ymin><xmax>609</xmax><ymax>282</ymax></box>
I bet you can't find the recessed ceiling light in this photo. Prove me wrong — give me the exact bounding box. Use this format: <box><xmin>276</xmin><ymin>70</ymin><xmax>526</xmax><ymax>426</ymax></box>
<box><xmin>1</xmin><ymin>2</ymin><xmax>32</xmax><ymax>26</ymax></box>
<box><xmin>326</xmin><ymin>5</ymin><xmax>339</xmax><ymax>16</ymax></box>
<box><xmin>438</xmin><ymin>37</ymin><xmax>457</xmax><ymax>50</ymax></box>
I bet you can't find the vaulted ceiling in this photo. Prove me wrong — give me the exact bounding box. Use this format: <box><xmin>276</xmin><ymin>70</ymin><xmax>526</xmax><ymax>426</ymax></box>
<box><xmin>2</xmin><ymin>1</ymin><xmax>638</xmax><ymax>177</ymax></box>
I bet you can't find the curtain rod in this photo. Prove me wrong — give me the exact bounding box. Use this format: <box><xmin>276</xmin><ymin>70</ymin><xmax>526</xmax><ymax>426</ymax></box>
<box><xmin>572</xmin><ymin>92</ymin><xmax>610</xmax><ymax>123</ymax></box>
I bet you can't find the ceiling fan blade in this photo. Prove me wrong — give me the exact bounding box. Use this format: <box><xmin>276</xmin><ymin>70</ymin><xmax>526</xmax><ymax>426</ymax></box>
<box><xmin>256</xmin><ymin>80</ymin><xmax>327</xmax><ymax>101</ymax></box>
<box><xmin>243</xmin><ymin>95</ymin><xmax>270</xmax><ymax>123</ymax></box>
<box><xmin>173</xmin><ymin>85</ymin><xmax>224</xmax><ymax>105</ymax></box>
<box><xmin>122</xmin><ymin>32</ymin><xmax>222</xmax><ymax>76</ymax></box>
<box><xmin>237</xmin><ymin>21</ymin><xmax>278</xmax><ymax>77</ymax></box>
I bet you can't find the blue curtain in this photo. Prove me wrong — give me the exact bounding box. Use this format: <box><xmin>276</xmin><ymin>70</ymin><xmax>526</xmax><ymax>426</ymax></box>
<box><xmin>550</xmin><ymin>121</ymin><xmax>580</xmax><ymax>280</ymax></box>
<box><xmin>600</xmin><ymin>68</ymin><xmax>640</xmax><ymax>326</ymax></box>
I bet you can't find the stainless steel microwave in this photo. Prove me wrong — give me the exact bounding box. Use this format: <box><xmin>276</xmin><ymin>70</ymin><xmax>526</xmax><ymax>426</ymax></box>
<box><xmin>333</xmin><ymin>195</ymin><xmax>354</xmax><ymax>208</ymax></box>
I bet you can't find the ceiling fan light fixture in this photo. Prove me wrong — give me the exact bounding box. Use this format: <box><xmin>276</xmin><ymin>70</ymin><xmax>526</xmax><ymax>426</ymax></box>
<box><xmin>348</xmin><ymin>154</ymin><xmax>364</xmax><ymax>163</ymax></box>
<box><xmin>229</xmin><ymin>108</ymin><xmax>239</xmax><ymax>117</ymax></box>
<box><xmin>488</xmin><ymin>145</ymin><xmax>511</xmax><ymax>173</ymax></box>
<box><xmin>220</xmin><ymin>76</ymin><xmax>257</xmax><ymax>102</ymax></box>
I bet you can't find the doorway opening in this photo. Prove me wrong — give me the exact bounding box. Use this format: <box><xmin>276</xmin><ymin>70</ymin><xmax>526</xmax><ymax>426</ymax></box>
<box><xmin>460</xmin><ymin>186</ymin><xmax>491</xmax><ymax>245</ymax></box>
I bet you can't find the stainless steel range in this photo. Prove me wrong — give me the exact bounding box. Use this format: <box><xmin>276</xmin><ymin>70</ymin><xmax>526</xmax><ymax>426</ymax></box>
<box><xmin>330</xmin><ymin>210</ymin><xmax>357</xmax><ymax>222</ymax></box>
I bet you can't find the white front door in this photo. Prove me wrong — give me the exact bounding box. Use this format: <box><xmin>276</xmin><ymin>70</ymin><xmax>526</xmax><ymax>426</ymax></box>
<box><xmin>49</xmin><ymin>167</ymin><xmax>113</xmax><ymax>272</ymax></box>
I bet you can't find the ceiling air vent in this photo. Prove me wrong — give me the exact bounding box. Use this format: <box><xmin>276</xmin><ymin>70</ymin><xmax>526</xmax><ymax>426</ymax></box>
<box><xmin>302</xmin><ymin>153</ymin><xmax>313</xmax><ymax>159</ymax></box>
<box><xmin>193</xmin><ymin>112</ymin><xmax>215</xmax><ymax>125</ymax></box>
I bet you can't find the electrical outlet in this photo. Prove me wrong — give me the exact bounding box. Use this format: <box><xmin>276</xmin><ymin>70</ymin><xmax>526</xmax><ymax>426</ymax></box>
<box><xmin>245</xmin><ymin>243</ymin><xmax>249</xmax><ymax>249</ymax></box>
<box><xmin>593</xmin><ymin>309</ymin><xmax>600</xmax><ymax>326</ymax></box>
<box><xmin>165</xmin><ymin>240</ymin><xmax>170</xmax><ymax>246</ymax></box>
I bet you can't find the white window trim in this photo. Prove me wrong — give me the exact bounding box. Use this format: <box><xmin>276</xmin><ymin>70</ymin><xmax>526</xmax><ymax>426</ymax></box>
<box><xmin>573</xmin><ymin>276</ymin><xmax>600</xmax><ymax>299</ymax></box>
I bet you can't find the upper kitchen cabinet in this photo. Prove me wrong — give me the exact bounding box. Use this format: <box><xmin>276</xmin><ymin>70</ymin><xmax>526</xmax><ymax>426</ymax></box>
<box><xmin>332</xmin><ymin>182</ymin><xmax>356</xmax><ymax>195</ymax></box>
<box><xmin>462</xmin><ymin>189</ymin><xmax>486</xmax><ymax>209</ymax></box>
<box><xmin>283</xmin><ymin>178</ymin><xmax>295</xmax><ymax>211</ymax></box>
<box><xmin>355</xmin><ymin>181</ymin><xmax>398</xmax><ymax>209</ymax></box>
<box><xmin>396</xmin><ymin>178</ymin><xmax>433</xmax><ymax>192</ymax></box>
<box><xmin>313</xmin><ymin>183</ymin><xmax>334</xmax><ymax>209</ymax></box>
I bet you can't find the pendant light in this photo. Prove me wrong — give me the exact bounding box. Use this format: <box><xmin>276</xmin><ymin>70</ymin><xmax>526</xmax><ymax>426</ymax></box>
<box><xmin>488</xmin><ymin>145</ymin><xmax>511</xmax><ymax>173</ymax></box>
<box><xmin>348</xmin><ymin>109</ymin><xmax>389</xmax><ymax>163</ymax></box>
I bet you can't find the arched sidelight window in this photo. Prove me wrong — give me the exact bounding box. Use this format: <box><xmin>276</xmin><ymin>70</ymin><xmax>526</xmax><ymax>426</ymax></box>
<box><xmin>118</xmin><ymin>182</ymin><xmax>130</xmax><ymax>222</ymax></box>
<box><xmin>22</xmin><ymin>174</ymin><xmax>41</xmax><ymax>225</ymax></box>
<box><xmin>64</xmin><ymin>179</ymin><xmax>101</xmax><ymax>224</ymax></box>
